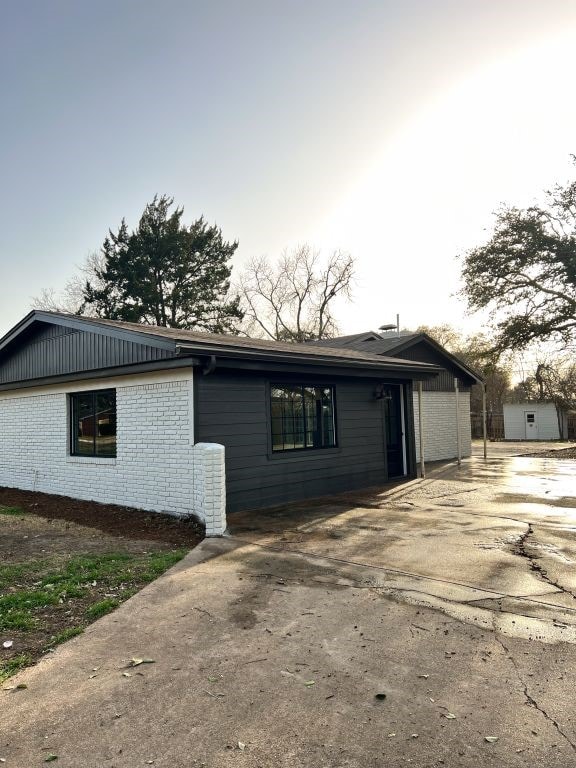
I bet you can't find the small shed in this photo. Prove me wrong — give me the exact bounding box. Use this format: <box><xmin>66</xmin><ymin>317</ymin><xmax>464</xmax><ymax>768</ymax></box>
<box><xmin>503</xmin><ymin>402</ymin><xmax>568</xmax><ymax>441</ymax></box>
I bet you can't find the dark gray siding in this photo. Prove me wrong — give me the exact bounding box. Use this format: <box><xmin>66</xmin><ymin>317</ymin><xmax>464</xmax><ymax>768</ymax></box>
<box><xmin>404</xmin><ymin>381</ymin><xmax>417</xmax><ymax>475</ymax></box>
<box><xmin>395</xmin><ymin>343</ymin><xmax>471</xmax><ymax>392</ymax></box>
<box><xmin>196</xmin><ymin>371</ymin><xmax>415</xmax><ymax>513</ymax></box>
<box><xmin>0</xmin><ymin>322</ymin><xmax>172</xmax><ymax>384</ymax></box>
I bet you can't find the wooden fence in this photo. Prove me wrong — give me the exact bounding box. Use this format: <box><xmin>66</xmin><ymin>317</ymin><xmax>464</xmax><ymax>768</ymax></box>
<box><xmin>470</xmin><ymin>413</ymin><xmax>504</xmax><ymax>441</ymax></box>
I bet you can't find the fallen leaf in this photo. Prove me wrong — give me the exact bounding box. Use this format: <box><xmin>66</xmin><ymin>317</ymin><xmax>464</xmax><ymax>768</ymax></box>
<box><xmin>444</xmin><ymin>713</ymin><xmax>457</xmax><ymax>720</ymax></box>
<box><xmin>387</xmin><ymin>733</ymin><xmax>396</xmax><ymax>738</ymax></box>
<box><xmin>2</xmin><ymin>641</ymin><xmax>13</xmax><ymax>649</ymax></box>
<box><xmin>44</xmin><ymin>755</ymin><xmax>58</xmax><ymax>763</ymax></box>
<box><xmin>129</xmin><ymin>658</ymin><xmax>155</xmax><ymax>667</ymax></box>
<box><xmin>237</xmin><ymin>742</ymin><xmax>246</xmax><ymax>751</ymax></box>
<box><xmin>122</xmin><ymin>672</ymin><xmax>132</xmax><ymax>678</ymax></box>
<box><xmin>89</xmin><ymin>674</ymin><xmax>97</xmax><ymax>679</ymax></box>
<box><xmin>15</xmin><ymin>683</ymin><xmax>27</xmax><ymax>690</ymax></box>
<box><xmin>485</xmin><ymin>736</ymin><xmax>499</xmax><ymax>743</ymax></box>
<box><xmin>417</xmin><ymin>674</ymin><xmax>429</xmax><ymax>679</ymax></box>
<box><xmin>304</xmin><ymin>680</ymin><xmax>315</xmax><ymax>687</ymax></box>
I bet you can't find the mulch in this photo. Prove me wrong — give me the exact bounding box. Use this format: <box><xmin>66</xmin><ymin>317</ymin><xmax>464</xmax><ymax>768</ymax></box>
<box><xmin>0</xmin><ymin>487</ymin><xmax>204</xmax><ymax>547</ymax></box>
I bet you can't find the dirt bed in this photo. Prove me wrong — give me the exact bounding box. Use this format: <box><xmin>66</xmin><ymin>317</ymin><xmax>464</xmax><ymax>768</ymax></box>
<box><xmin>0</xmin><ymin>488</ymin><xmax>204</xmax><ymax>683</ymax></box>
<box><xmin>520</xmin><ymin>447</ymin><xmax>576</xmax><ymax>459</ymax></box>
<box><xmin>0</xmin><ymin>487</ymin><xmax>204</xmax><ymax>548</ymax></box>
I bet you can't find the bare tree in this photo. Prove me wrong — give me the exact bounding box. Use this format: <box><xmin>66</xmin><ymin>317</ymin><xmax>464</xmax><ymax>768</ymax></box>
<box><xmin>415</xmin><ymin>324</ymin><xmax>464</xmax><ymax>351</ymax></box>
<box><xmin>32</xmin><ymin>252</ymin><xmax>106</xmax><ymax>315</ymax></box>
<box><xmin>416</xmin><ymin>324</ymin><xmax>512</xmax><ymax>417</ymax></box>
<box><xmin>237</xmin><ymin>245</ymin><xmax>354</xmax><ymax>342</ymax></box>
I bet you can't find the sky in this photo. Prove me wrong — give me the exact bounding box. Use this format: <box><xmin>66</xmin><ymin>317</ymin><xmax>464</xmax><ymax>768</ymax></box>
<box><xmin>2</xmin><ymin>0</ymin><xmax>576</xmax><ymax>337</ymax></box>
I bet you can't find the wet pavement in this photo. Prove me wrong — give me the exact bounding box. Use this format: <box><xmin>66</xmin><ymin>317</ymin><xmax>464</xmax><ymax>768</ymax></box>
<box><xmin>3</xmin><ymin>455</ymin><xmax>576</xmax><ymax>767</ymax></box>
<box><xmin>472</xmin><ymin>439</ymin><xmax>576</xmax><ymax>458</ymax></box>
<box><xmin>230</xmin><ymin>456</ymin><xmax>576</xmax><ymax>644</ymax></box>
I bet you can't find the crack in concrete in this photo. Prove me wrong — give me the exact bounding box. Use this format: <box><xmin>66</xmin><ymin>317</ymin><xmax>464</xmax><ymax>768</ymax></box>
<box><xmin>512</xmin><ymin>524</ymin><xmax>576</xmax><ymax>602</ymax></box>
<box><xmin>231</xmin><ymin>536</ymin><xmax>576</xmax><ymax>616</ymax></box>
<box><xmin>493</xmin><ymin>627</ymin><xmax>576</xmax><ymax>752</ymax></box>
<box><xmin>414</xmin><ymin>486</ymin><xmax>482</xmax><ymax>501</ymax></box>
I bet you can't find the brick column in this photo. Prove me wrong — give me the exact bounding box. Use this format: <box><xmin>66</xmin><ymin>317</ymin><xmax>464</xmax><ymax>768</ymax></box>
<box><xmin>193</xmin><ymin>442</ymin><xmax>227</xmax><ymax>536</ymax></box>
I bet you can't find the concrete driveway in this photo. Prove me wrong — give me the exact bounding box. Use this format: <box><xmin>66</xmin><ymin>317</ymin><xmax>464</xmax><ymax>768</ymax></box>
<box><xmin>3</xmin><ymin>457</ymin><xmax>576</xmax><ymax>767</ymax></box>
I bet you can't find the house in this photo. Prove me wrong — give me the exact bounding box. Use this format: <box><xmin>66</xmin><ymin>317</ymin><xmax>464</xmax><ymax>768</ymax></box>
<box><xmin>310</xmin><ymin>331</ymin><xmax>482</xmax><ymax>462</ymax></box>
<box><xmin>0</xmin><ymin>311</ymin><xmax>441</xmax><ymax>534</ymax></box>
<box><xmin>503</xmin><ymin>402</ymin><xmax>571</xmax><ymax>441</ymax></box>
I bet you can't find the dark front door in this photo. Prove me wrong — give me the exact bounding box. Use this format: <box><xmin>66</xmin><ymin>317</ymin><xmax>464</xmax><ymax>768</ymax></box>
<box><xmin>383</xmin><ymin>384</ymin><xmax>406</xmax><ymax>478</ymax></box>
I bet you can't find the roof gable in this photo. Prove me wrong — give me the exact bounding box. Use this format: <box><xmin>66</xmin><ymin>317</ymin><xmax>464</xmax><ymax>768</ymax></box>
<box><xmin>312</xmin><ymin>331</ymin><xmax>482</xmax><ymax>385</ymax></box>
<box><xmin>0</xmin><ymin>312</ymin><xmax>175</xmax><ymax>386</ymax></box>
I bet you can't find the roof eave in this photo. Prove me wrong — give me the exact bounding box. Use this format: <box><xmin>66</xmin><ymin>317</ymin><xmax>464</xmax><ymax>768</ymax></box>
<box><xmin>176</xmin><ymin>344</ymin><xmax>441</xmax><ymax>377</ymax></box>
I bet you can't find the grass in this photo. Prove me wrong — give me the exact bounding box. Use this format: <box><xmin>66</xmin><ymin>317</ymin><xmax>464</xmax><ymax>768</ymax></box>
<box><xmin>0</xmin><ymin>549</ymin><xmax>187</xmax><ymax>682</ymax></box>
<box><xmin>0</xmin><ymin>654</ymin><xmax>32</xmax><ymax>684</ymax></box>
<box><xmin>48</xmin><ymin>626</ymin><xmax>84</xmax><ymax>647</ymax></box>
<box><xmin>0</xmin><ymin>506</ymin><xmax>25</xmax><ymax>516</ymax></box>
<box><xmin>85</xmin><ymin>598</ymin><xmax>121</xmax><ymax>620</ymax></box>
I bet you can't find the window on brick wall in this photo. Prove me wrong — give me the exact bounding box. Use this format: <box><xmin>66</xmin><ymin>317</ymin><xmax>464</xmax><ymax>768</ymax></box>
<box><xmin>70</xmin><ymin>389</ymin><xmax>117</xmax><ymax>458</ymax></box>
<box><xmin>270</xmin><ymin>385</ymin><xmax>336</xmax><ymax>451</ymax></box>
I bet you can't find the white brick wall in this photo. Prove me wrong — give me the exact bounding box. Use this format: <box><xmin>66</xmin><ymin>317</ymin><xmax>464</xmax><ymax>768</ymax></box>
<box><xmin>0</xmin><ymin>370</ymin><xmax>226</xmax><ymax>534</ymax></box>
<box><xmin>193</xmin><ymin>443</ymin><xmax>226</xmax><ymax>536</ymax></box>
<box><xmin>413</xmin><ymin>390</ymin><xmax>472</xmax><ymax>462</ymax></box>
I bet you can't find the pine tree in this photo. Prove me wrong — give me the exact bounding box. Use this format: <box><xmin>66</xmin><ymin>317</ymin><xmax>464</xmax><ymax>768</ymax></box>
<box><xmin>82</xmin><ymin>195</ymin><xmax>243</xmax><ymax>332</ymax></box>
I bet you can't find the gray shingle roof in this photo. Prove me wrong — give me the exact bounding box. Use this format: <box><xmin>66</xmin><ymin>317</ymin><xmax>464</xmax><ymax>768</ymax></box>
<box><xmin>310</xmin><ymin>330</ymin><xmax>482</xmax><ymax>383</ymax></box>
<box><xmin>23</xmin><ymin>312</ymin><xmax>441</xmax><ymax>374</ymax></box>
<box><xmin>309</xmin><ymin>331</ymin><xmax>418</xmax><ymax>355</ymax></box>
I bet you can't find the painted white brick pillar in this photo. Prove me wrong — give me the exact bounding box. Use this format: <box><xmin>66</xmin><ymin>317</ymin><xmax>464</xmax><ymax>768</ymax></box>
<box><xmin>193</xmin><ymin>442</ymin><xmax>227</xmax><ymax>536</ymax></box>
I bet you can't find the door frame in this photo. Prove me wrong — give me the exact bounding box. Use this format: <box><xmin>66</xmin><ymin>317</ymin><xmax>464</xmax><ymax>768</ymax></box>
<box><xmin>524</xmin><ymin>410</ymin><xmax>538</xmax><ymax>439</ymax></box>
<box><xmin>382</xmin><ymin>382</ymin><xmax>408</xmax><ymax>478</ymax></box>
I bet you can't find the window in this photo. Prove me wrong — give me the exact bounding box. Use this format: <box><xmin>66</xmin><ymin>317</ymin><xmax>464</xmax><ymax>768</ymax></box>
<box><xmin>70</xmin><ymin>389</ymin><xmax>117</xmax><ymax>458</ymax></box>
<box><xmin>270</xmin><ymin>385</ymin><xmax>336</xmax><ymax>452</ymax></box>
